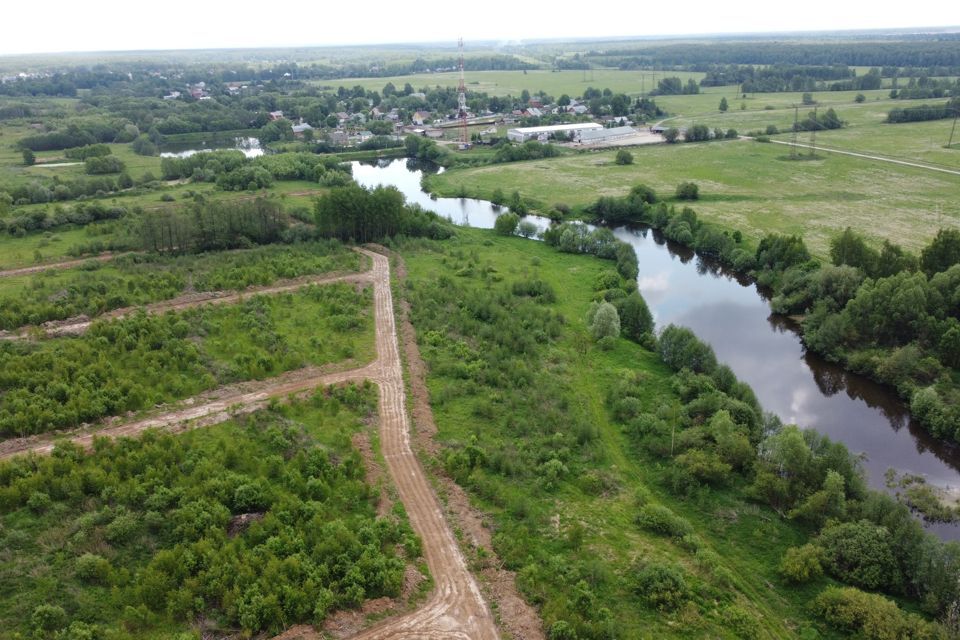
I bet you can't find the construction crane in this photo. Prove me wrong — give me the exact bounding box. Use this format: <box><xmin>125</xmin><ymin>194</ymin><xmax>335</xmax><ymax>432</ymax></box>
<box><xmin>457</xmin><ymin>38</ymin><xmax>471</xmax><ymax>150</ymax></box>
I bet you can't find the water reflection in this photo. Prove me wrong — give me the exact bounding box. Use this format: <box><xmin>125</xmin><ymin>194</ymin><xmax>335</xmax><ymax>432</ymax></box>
<box><xmin>160</xmin><ymin>136</ymin><xmax>264</xmax><ymax>159</ymax></box>
<box><xmin>351</xmin><ymin>158</ymin><xmax>960</xmax><ymax>538</ymax></box>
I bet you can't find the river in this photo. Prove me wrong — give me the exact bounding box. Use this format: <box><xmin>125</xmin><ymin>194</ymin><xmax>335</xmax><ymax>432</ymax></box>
<box><xmin>352</xmin><ymin>157</ymin><xmax>960</xmax><ymax>539</ymax></box>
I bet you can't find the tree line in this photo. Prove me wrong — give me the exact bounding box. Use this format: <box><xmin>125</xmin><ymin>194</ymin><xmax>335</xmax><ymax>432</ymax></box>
<box><xmin>581</xmin><ymin>182</ymin><xmax>960</xmax><ymax>443</ymax></box>
<box><xmin>887</xmin><ymin>98</ymin><xmax>960</xmax><ymax>123</ymax></box>
<box><xmin>313</xmin><ymin>183</ymin><xmax>454</xmax><ymax>244</ymax></box>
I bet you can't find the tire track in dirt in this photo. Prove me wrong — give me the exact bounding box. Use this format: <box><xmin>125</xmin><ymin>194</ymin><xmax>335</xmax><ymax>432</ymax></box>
<box><xmin>0</xmin><ymin>252</ymin><xmax>123</xmax><ymax>279</ymax></box>
<box><xmin>0</xmin><ymin>248</ymin><xmax>499</xmax><ymax>640</ymax></box>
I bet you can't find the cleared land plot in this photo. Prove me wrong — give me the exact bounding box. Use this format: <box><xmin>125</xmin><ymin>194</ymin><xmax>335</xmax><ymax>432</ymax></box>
<box><xmin>427</xmin><ymin>140</ymin><xmax>960</xmax><ymax>257</ymax></box>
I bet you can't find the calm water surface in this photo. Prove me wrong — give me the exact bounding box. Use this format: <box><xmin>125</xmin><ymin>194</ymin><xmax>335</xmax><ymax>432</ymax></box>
<box><xmin>160</xmin><ymin>136</ymin><xmax>264</xmax><ymax>159</ymax></box>
<box><xmin>352</xmin><ymin>158</ymin><xmax>960</xmax><ymax>538</ymax></box>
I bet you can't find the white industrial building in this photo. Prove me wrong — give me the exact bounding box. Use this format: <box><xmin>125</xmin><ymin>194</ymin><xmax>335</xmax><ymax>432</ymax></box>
<box><xmin>576</xmin><ymin>126</ymin><xmax>638</xmax><ymax>144</ymax></box>
<box><xmin>507</xmin><ymin>123</ymin><xmax>603</xmax><ymax>143</ymax></box>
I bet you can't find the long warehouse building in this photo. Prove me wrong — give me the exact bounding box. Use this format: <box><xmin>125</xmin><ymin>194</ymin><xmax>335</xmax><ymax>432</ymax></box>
<box><xmin>507</xmin><ymin>123</ymin><xmax>603</xmax><ymax>142</ymax></box>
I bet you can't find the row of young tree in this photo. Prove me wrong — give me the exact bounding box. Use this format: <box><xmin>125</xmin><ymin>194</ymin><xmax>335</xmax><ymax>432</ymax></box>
<box><xmin>158</xmin><ymin>150</ymin><xmax>352</xmax><ymax>190</ymax></box>
<box><xmin>140</xmin><ymin>198</ymin><xmax>286</xmax><ymax>253</ymax></box>
<box><xmin>887</xmin><ymin>98</ymin><xmax>960</xmax><ymax>123</ymax></box>
<box><xmin>0</xmin><ymin>280</ymin><xmax>369</xmax><ymax>436</ymax></box>
<box><xmin>596</xmin><ymin>38</ymin><xmax>960</xmax><ymax>69</ymax></box>
<box><xmin>617</xmin><ymin>324</ymin><xmax>960</xmax><ymax>637</ymax></box>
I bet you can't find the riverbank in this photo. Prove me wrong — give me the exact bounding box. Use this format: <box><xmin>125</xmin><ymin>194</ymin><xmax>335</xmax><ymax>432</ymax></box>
<box><xmin>356</xmin><ymin>157</ymin><xmax>960</xmax><ymax>534</ymax></box>
<box><xmin>397</xmin><ymin>226</ymin><xmax>957</xmax><ymax>637</ymax></box>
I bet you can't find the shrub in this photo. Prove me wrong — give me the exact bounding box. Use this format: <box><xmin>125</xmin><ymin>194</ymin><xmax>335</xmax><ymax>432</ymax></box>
<box><xmin>587</xmin><ymin>301</ymin><xmax>620</xmax><ymax>340</ymax></box>
<box><xmin>615</xmin><ymin>149</ymin><xmax>634</xmax><ymax>165</ymax></box>
<box><xmin>594</xmin><ymin>270</ymin><xmax>621</xmax><ymax>291</ymax></box>
<box><xmin>779</xmin><ymin>544</ymin><xmax>825</xmax><ymax>583</ymax></box>
<box><xmin>634</xmin><ymin>561</ymin><xmax>690</xmax><ymax>610</ymax></box>
<box><xmin>27</xmin><ymin>491</ymin><xmax>52</xmax><ymax>513</ymax></box>
<box><xmin>31</xmin><ymin>604</ymin><xmax>67</xmax><ymax>635</ymax></box>
<box><xmin>619</xmin><ymin>291</ymin><xmax>654</xmax><ymax>341</ymax></box>
<box><xmin>813</xmin><ymin>586</ymin><xmax>945</xmax><ymax>640</ymax></box>
<box><xmin>636</xmin><ymin>503</ymin><xmax>693</xmax><ymax>538</ymax></box>
<box><xmin>75</xmin><ymin>553</ymin><xmax>113</xmax><ymax>584</ymax></box>
<box><xmin>657</xmin><ymin>325</ymin><xmax>718</xmax><ymax>374</ymax></box>
<box><xmin>818</xmin><ymin>520</ymin><xmax>901</xmax><ymax>590</ymax></box>
<box><xmin>494</xmin><ymin>212</ymin><xmax>520</xmax><ymax>236</ymax></box>
<box><xmin>675</xmin><ymin>182</ymin><xmax>699</xmax><ymax>201</ymax></box>
<box><xmin>517</xmin><ymin>220</ymin><xmax>538</xmax><ymax>238</ymax></box>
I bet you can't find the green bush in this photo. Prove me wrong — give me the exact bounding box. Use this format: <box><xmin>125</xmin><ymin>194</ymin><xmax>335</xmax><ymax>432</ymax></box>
<box><xmin>494</xmin><ymin>212</ymin><xmax>520</xmax><ymax>236</ymax></box>
<box><xmin>813</xmin><ymin>586</ymin><xmax>946</xmax><ymax>640</ymax></box>
<box><xmin>675</xmin><ymin>182</ymin><xmax>699</xmax><ymax>201</ymax></box>
<box><xmin>819</xmin><ymin>520</ymin><xmax>901</xmax><ymax>590</ymax></box>
<box><xmin>636</xmin><ymin>503</ymin><xmax>693</xmax><ymax>538</ymax></box>
<box><xmin>779</xmin><ymin>544</ymin><xmax>825</xmax><ymax>583</ymax></box>
<box><xmin>634</xmin><ymin>561</ymin><xmax>690</xmax><ymax>610</ymax></box>
<box><xmin>75</xmin><ymin>553</ymin><xmax>113</xmax><ymax>584</ymax></box>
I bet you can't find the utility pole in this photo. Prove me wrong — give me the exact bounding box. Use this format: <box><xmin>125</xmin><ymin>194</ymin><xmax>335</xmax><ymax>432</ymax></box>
<box><xmin>809</xmin><ymin>107</ymin><xmax>818</xmax><ymax>158</ymax></box>
<box><xmin>949</xmin><ymin>109</ymin><xmax>959</xmax><ymax>149</ymax></box>
<box><xmin>791</xmin><ymin>105</ymin><xmax>799</xmax><ymax>159</ymax></box>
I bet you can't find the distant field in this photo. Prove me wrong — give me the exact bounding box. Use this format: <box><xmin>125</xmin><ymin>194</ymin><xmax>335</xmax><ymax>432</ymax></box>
<box><xmin>427</xmin><ymin>140</ymin><xmax>960</xmax><ymax>258</ymax></box>
<box><xmin>328</xmin><ymin>69</ymin><xmax>706</xmax><ymax>98</ymax></box>
<box><xmin>652</xmin><ymin>88</ymin><xmax>960</xmax><ymax>169</ymax></box>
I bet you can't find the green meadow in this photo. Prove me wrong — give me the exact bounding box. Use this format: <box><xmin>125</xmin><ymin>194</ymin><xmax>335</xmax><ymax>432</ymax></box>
<box><xmin>427</xmin><ymin>140</ymin><xmax>960</xmax><ymax>258</ymax></box>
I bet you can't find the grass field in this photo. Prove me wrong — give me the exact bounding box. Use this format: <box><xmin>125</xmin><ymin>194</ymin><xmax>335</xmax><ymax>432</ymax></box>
<box><xmin>651</xmin><ymin>87</ymin><xmax>960</xmax><ymax>169</ymax></box>
<box><xmin>426</xmin><ymin>140</ymin><xmax>960</xmax><ymax>258</ymax></box>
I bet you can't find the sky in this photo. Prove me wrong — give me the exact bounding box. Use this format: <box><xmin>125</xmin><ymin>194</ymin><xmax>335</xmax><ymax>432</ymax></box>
<box><xmin>2</xmin><ymin>0</ymin><xmax>959</xmax><ymax>56</ymax></box>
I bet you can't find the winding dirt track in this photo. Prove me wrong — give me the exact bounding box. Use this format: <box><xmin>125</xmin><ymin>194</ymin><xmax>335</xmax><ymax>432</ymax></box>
<box><xmin>0</xmin><ymin>248</ymin><xmax>499</xmax><ymax>640</ymax></box>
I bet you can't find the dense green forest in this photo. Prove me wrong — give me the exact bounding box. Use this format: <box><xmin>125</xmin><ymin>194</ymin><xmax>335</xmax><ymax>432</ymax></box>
<box><xmin>0</xmin><ymin>385</ymin><xmax>419</xmax><ymax>639</ymax></box>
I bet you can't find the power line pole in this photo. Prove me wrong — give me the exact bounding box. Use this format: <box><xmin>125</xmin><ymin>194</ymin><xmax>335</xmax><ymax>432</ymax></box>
<box><xmin>791</xmin><ymin>105</ymin><xmax>799</xmax><ymax>159</ymax></box>
<box><xmin>809</xmin><ymin>107</ymin><xmax>818</xmax><ymax>158</ymax></box>
<box><xmin>949</xmin><ymin>109</ymin><xmax>959</xmax><ymax>149</ymax></box>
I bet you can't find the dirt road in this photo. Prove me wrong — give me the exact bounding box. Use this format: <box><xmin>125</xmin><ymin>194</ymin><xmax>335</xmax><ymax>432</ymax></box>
<box><xmin>0</xmin><ymin>248</ymin><xmax>500</xmax><ymax>640</ymax></box>
<box><xmin>0</xmin><ymin>252</ymin><xmax>120</xmax><ymax>279</ymax></box>
<box><xmin>766</xmin><ymin>138</ymin><xmax>960</xmax><ymax>176</ymax></box>
<box><xmin>1</xmin><ymin>270</ymin><xmax>371</xmax><ymax>340</ymax></box>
